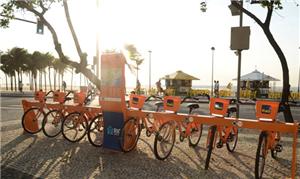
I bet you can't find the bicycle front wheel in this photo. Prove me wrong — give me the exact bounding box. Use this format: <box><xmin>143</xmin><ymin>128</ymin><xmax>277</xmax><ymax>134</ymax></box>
<box><xmin>226</xmin><ymin>126</ymin><xmax>238</xmax><ymax>152</ymax></box>
<box><xmin>22</xmin><ymin>107</ymin><xmax>45</xmax><ymax>134</ymax></box>
<box><xmin>255</xmin><ymin>131</ymin><xmax>268</xmax><ymax>179</ymax></box>
<box><xmin>188</xmin><ymin>123</ymin><xmax>203</xmax><ymax>147</ymax></box>
<box><xmin>205</xmin><ymin>125</ymin><xmax>217</xmax><ymax>170</ymax></box>
<box><xmin>62</xmin><ymin>112</ymin><xmax>88</xmax><ymax>142</ymax></box>
<box><xmin>154</xmin><ymin>121</ymin><xmax>176</xmax><ymax>160</ymax></box>
<box><xmin>87</xmin><ymin>115</ymin><xmax>104</xmax><ymax>147</ymax></box>
<box><xmin>42</xmin><ymin>109</ymin><xmax>64</xmax><ymax>137</ymax></box>
<box><xmin>120</xmin><ymin>118</ymin><xmax>141</xmax><ymax>152</ymax></box>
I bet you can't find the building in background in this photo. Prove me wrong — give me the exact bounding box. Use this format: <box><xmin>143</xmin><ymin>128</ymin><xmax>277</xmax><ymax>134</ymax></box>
<box><xmin>161</xmin><ymin>70</ymin><xmax>199</xmax><ymax>96</ymax></box>
<box><xmin>233</xmin><ymin>69</ymin><xmax>279</xmax><ymax>98</ymax></box>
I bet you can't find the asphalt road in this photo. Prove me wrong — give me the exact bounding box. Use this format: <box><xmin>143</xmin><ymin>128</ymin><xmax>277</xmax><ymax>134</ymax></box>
<box><xmin>1</xmin><ymin>96</ymin><xmax>300</xmax><ymax>179</ymax></box>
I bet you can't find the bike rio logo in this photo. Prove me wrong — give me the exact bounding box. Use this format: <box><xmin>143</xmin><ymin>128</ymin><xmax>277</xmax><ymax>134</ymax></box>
<box><xmin>107</xmin><ymin>125</ymin><xmax>121</xmax><ymax>136</ymax></box>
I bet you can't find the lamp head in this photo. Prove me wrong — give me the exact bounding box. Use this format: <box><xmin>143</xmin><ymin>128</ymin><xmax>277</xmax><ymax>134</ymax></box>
<box><xmin>228</xmin><ymin>3</ymin><xmax>241</xmax><ymax>16</ymax></box>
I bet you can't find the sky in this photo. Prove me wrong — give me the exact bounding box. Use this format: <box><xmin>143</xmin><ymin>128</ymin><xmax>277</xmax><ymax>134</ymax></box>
<box><xmin>0</xmin><ymin>0</ymin><xmax>299</xmax><ymax>89</ymax></box>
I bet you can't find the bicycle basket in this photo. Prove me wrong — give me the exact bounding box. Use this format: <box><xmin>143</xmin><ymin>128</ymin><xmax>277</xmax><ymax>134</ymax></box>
<box><xmin>34</xmin><ymin>90</ymin><xmax>46</xmax><ymax>102</ymax></box>
<box><xmin>163</xmin><ymin>96</ymin><xmax>181</xmax><ymax>112</ymax></box>
<box><xmin>53</xmin><ymin>91</ymin><xmax>66</xmax><ymax>103</ymax></box>
<box><xmin>129</xmin><ymin>94</ymin><xmax>146</xmax><ymax>110</ymax></box>
<box><xmin>74</xmin><ymin>92</ymin><xmax>86</xmax><ymax>104</ymax></box>
<box><xmin>209</xmin><ymin>98</ymin><xmax>230</xmax><ymax>117</ymax></box>
<box><xmin>256</xmin><ymin>100</ymin><xmax>280</xmax><ymax>122</ymax></box>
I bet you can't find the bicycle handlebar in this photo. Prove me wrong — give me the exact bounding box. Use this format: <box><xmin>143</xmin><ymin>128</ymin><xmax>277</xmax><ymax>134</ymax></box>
<box><xmin>181</xmin><ymin>96</ymin><xmax>197</xmax><ymax>104</ymax></box>
<box><xmin>63</xmin><ymin>90</ymin><xmax>74</xmax><ymax>103</ymax></box>
<box><xmin>145</xmin><ymin>95</ymin><xmax>163</xmax><ymax>102</ymax></box>
<box><xmin>84</xmin><ymin>91</ymin><xmax>95</xmax><ymax>105</ymax></box>
<box><xmin>45</xmin><ymin>90</ymin><xmax>54</xmax><ymax>97</ymax></box>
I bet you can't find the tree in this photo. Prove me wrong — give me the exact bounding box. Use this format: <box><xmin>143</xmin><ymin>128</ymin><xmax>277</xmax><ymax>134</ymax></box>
<box><xmin>8</xmin><ymin>47</ymin><xmax>29</xmax><ymax>91</ymax></box>
<box><xmin>0</xmin><ymin>54</ymin><xmax>11</xmax><ymax>90</ymax></box>
<box><xmin>0</xmin><ymin>0</ymin><xmax>101</xmax><ymax>90</ymax></box>
<box><xmin>230</xmin><ymin>0</ymin><xmax>293</xmax><ymax>122</ymax></box>
<box><xmin>124</xmin><ymin>44</ymin><xmax>144</xmax><ymax>83</ymax></box>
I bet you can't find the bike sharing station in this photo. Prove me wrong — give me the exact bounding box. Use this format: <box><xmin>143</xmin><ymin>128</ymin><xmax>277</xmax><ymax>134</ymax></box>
<box><xmin>21</xmin><ymin>53</ymin><xmax>299</xmax><ymax>178</ymax></box>
<box><xmin>99</xmin><ymin>53</ymin><xmax>299</xmax><ymax>178</ymax></box>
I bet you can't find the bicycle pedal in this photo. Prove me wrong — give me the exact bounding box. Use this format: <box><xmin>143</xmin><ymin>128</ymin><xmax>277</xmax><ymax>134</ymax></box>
<box><xmin>157</xmin><ymin>135</ymin><xmax>163</xmax><ymax>142</ymax></box>
<box><xmin>216</xmin><ymin>142</ymin><xmax>223</xmax><ymax>148</ymax></box>
<box><xmin>227</xmin><ymin>136</ymin><xmax>234</xmax><ymax>143</ymax></box>
<box><xmin>179</xmin><ymin>135</ymin><xmax>185</xmax><ymax>142</ymax></box>
<box><xmin>275</xmin><ymin>144</ymin><xmax>283</xmax><ymax>152</ymax></box>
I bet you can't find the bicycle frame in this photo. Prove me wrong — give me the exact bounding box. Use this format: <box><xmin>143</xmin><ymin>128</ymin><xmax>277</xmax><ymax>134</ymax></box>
<box><xmin>128</xmin><ymin>94</ymin><xmax>164</xmax><ymax>135</ymax></box>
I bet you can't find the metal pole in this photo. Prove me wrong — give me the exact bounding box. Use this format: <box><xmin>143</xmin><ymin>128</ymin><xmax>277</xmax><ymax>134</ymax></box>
<box><xmin>298</xmin><ymin>47</ymin><xmax>300</xmax><ymax>94</ymax></box>
<box><xmin>96</xmin><ymin>0</ymin><xmax>100</xmax><ymax>79</ymax></box>
<box><xmin>211</xmin><ymin>47</ymin><xmax>215</xmax><ymax>97</ymax></box>
<box><xmin>236</xmin><ymin>0</ymin><xmax>243</xmax><ymax>118</ymax></box>
<box><xmin>148</xmin><ymin>50</ymin><xmax>152</xmax><ymax>92</ymax></box>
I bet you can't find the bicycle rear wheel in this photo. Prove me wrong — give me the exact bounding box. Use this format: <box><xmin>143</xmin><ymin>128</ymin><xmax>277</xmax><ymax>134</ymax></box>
<box><xmin>62</xmin><ymin>112</ymin><xmax>88</xmax><ymax>142</ymax></box>
<box><xmin>226</xmin><ymin>126</ymin><xmax>238</xmax><ymax>152</ymax></box>
<box><xmin>205</xmin><ymin>125</ymin><xmax>217</xmax><ymax>170</ymax></box>
<box><xmin>188</xmin><ymin>123</ymin><xmax>203</xmax><ymax>147</ymax></box>
<box><xmin>120</xmin><ymin>118</ymin><xmax>141</xmax><ymax>152</ymax></box>
<box><xmin>255</xmin><ymin>131</ymin><xmax>268</xmax><ymax>179</ymax></box>
<box><xmin>87</xmin><ymin>115</ymin><xmax>104</xmax><ymax>147</ymax></box>
<box><xmin>42</xmin><ymin>109</ymin><xmax>64</xmax><ymax>137</ymax></box>
<box><xmin>22</xmin><ymin>107</ymin><xmax>45</xmax><ymax>134</ymax></box>
<box><xmin>154</xmin><ymin>121</ymin><xmax>176</xmax><ymax>160</ymax></box>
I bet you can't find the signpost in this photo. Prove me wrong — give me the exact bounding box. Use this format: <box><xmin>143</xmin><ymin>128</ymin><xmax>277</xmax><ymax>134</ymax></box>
<box><xmin>100</xmin><ymin>53</ymin><xmax>127</xmax><ymax>150</ymax></box>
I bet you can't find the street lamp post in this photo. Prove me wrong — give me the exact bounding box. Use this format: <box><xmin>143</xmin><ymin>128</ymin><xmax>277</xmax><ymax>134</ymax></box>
<box><xmin>236</xmin><ymin>1</ymin><xmax>243</xmax><ymax>118</ymax></box>
<box><xmin>211</xmin><ymin>47</ymin><xmax>215</xmax><ymax>97</ymax></box>
<box><xmin>229</xmin><ymin>0</ymin><xmax>244</xmax><ymax>118</ymax></box>
<box><xmin>96</xmin><ymin>0</ymin><xmax>100</xmax><ymax>79</ymax></box>
<box><xmin>148</xmin><ymin>50</ymin><xmax>152</xmax><ymax>93</ymax></box>
<box><xmin>298</xmin><ymin>47</ymin><xmax>300</xmax><ymax>94</ymax></box>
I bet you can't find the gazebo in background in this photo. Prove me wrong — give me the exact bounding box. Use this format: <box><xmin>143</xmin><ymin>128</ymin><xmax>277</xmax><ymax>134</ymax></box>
<box><xmin>161</xmin><ymin>70</ymin><xmax>199</xmax><ymax>95</ymax></box>
<box><xmin>233</xmin><ymin>69</ymin><xmax>279</xmax><ymax>98</ymax></box>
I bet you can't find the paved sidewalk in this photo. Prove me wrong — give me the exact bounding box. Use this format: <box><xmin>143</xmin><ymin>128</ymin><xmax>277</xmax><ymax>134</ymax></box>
<box><xmin>0</xmin><ymin>91</ymin><xmax>34</xmax><ymax>97</ymax></box>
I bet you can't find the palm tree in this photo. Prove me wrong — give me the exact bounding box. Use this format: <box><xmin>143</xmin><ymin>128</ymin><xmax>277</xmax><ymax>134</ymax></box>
<box><xmin>0</xmin><ymin>53</ymin><xmax>11</xmax><ymax>90</ymax></box>
<box><xmin>39</xmin><ymin>52</ymin><xmax>54</xmax><ymax>91</ymax></box>
<box><xmin>44</xmin><ymin>53</ymin><xmax>55</xmax><ymax>90</ymax></box>
<box><xmin>32</xmin><ymin>51</ymin><xmax>46</xmax><ymax>90</ymax></box>
<box><xmin>8</xmin><ymin>47</ymin><xmax>29</xmax><ymax>91</ymax></box>
<box><xmin>124</xmin><ymin>44</ymin><xmax>144</xmax><ymax>82</ymax></box>
<box><xmin>53</xmin><ymin>58</ymin><xmax>67</xmax><ymax>90</ymax></box>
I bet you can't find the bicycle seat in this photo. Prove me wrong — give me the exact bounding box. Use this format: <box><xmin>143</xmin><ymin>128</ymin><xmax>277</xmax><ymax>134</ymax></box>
<box><xmin>65</xmin><ymin>97</ymin><xmax>72</xmax><ymax>101</ymax></box>
<box><xmin>155</xmin><ymin>101</ymin><xmax>163</xmax><ymax>107</ymax></box>
<box><xmin>187</xmin><ymin>103</ymin><xmax>199</xmax><ymax>110</ymax></box>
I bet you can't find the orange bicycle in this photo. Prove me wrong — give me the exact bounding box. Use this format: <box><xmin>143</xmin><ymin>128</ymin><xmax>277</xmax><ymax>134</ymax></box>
<box><xmin>87</xmin><ymin>93</ymin><xmax>105</xmax><ymax>147</ymax></box>
<box><xmin>61</xmin><ymin>91</ymin><xmax>101</xmax><ymax>143</ymax></box>
<box><xmin>119</xmin><ymin>94</ymin><xmax>164</xmax><ymax>152</ymax></box>
<box><xmin>153</xmin><ymin>96</ymin><xmax>203</xmax><ymax>160</ymax></box>
<box><xmin>205</xmin><ymin>98</ymin><xmax>238</xmax><ymax>170</ymax></box>
<box><xmin>254</xmin><ymin>100</ymin><xmax>282</xmax><ymax>179</ymax></box>
<box><xmin>42</xmin><ymin>90</ymin><xmax>74</xmax><ymax>137</ymax></box>
<box><xmin>21</xmin><ymin>90</ymin><xmax>54</xmax><ymax>134</ymax></box>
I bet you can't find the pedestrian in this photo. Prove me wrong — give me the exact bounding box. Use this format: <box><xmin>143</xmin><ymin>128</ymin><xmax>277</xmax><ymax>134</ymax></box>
<box><xmin>214</xmin><ymin>80</ymin><xmax>219</xmax><ymax>97</ymax></box>
<box><xmin>62</xmin><ymin>81</ymin><xmax>66</xmax><ymax>92</ymax></box>
<box><xmin>135</xmin><ymin>80</ymin><xmax>141</xmax><ymax>94</ymax></box>
<box><xmin>19</xmin><ymin>81</ymin><xmax>23</xmax><ymax>93</ymax></box>
<box><xmin>156</xmin><ymin>79</ymin><xmax>164</xmax><ymax>96</ymax></box>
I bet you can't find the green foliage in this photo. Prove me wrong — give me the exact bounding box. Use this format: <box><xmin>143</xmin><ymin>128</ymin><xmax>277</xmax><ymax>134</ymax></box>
<box><xmin>258</xmin><ymin>0</ymin><xmax>283</xmax><ymax>10</ymax></box>
<box><xmin>124</xmin><ymin>44</ymin><xmax>144</xmax><ymax>68</ymax></box>
<box><xmin>0</xmin><ymin>1</ymin><xmax>14</xmax><ymax>28</ymax></box>
<box><xmin>0</xmin><ymin>0</ymin><xmax>62</xmax><ymax>28</ymax></box>
<box><xmin>0</xmin><ymin>47</ymin><xmax>57</xmax><ymax>77</ymax></box>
